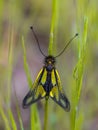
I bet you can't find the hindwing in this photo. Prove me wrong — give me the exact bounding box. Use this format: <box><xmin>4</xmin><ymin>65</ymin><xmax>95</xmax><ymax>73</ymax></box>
<box><xmin>49</xmin><ymin>69</ymin><xmax>70</xmax><ymax>111</ymax></box>
<box><xmin>23</xmin><ymin>67</ymin><xmax>70</xmax><ymax>111</ymax></box>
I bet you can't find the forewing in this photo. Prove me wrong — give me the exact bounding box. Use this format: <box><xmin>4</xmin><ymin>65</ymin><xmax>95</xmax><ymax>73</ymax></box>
<box><xmin>22</xmin><ymin>68</ymin><xmax>47</xmax><ymax>108</ymax></box>
<box><xmin>50</xmin><ymin>69</ymin><xmax>70</xmax><ymax>111</ymax></box>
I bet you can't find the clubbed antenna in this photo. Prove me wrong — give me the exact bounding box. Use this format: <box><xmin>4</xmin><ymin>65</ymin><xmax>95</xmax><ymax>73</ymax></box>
<box><xmin>55</xmin><ymin>33</ymin><xmax>78</xmax><ymax>58</ymax></box>
<box><xmin>30</xmin><ymin>26</ymin><xmax>46</xmax><ymax>57</ymax></box>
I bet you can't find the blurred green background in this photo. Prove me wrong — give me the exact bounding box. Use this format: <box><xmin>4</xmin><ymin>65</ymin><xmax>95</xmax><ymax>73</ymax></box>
<box><xmin>0</xmin><ymin>0</ymin><xmax>98</xmax><ymax>130</ymax></box>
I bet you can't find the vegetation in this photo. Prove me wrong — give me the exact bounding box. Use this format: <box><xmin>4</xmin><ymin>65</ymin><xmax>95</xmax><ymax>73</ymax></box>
<box><xmin>0</xmin><ymin>0</ymin><xmax>98</xmax><ymax>130</ymax></box>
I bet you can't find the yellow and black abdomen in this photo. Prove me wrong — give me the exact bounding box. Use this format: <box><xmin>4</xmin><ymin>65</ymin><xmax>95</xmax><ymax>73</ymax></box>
<box><xmin>41</xmin><ymin>67</ymin><xmax>54</xmax><ymax>96</ymax></box>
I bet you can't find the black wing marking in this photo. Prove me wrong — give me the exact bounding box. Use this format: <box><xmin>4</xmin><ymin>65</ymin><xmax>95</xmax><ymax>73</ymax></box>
<box><xmin>50</xmin><ymin>69</ymin><xmax>70</xmax><ymax>111</ymax></box>
<box><xmin>22</xmin><ymin>68</ymin><xmax>47</xmax><ymax>108</ymax></box>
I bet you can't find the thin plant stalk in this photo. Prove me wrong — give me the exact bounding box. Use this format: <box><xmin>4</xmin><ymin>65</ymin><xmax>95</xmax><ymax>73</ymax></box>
<box><xmin>43</xmin><ymin>0</ymin><xmax>59</xmax><ymax>130</ymax></box>
<box><xmin>48</xmin><ymin>0</ymin><xmax>58</xmax><ymax>55</ymax></box>
<box><xmin>43</xmin><ymin>99</ymin><xmax>49</xmax><ymax>130</ymax></box>
<box><xmin>7</xmin><ymin>27</ymin><xmax>17</xmax><ymax>130</ymax></box>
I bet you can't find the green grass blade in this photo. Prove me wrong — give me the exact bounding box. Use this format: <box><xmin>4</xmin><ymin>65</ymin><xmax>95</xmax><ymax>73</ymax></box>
<box><xmin>75</xmin><ymin>17</ymin><xmax>88</xmax><ymax>102</ymax></box>
<box><xmin>43</xmin><ymin>99</ymin><xmax>48</xmax><ymax>130</ymax></box>
<box><xmin>31</xmin><ymin>105</ymin><xmax>41</xmax><ymax>130</ymax></box>
<box><xmin>44</xmin><ymin>1</ymin><xmax>59</xmax><ymax>130</ymax></box>
<box><xmin>22</xmin><ymin>36</ymin><xmax>41</xmax><ymax>130</ymax></box>
<box><xmin>48</xmin><ymin>0</ymin><xmax>58</xmax><ymax>55</ymax></box>
<box><xmin>75</xmin><ymin>110</ymin><xmax>84</xmax><ymax>130</ymax></box>
<box><xmin>22</xmin><ymin>36</ymin><xmax>32</xmax><ymax>87</ymax></box>
<box><xmin>14</xmin><ymin>88</ymin><xmax>24</xmax><ymax>130</ymax></box>
<box><xmin>0</xmin><ymin>107</ymin><xmax>11</xmax><ymax>130</ymax></box>
<box><xmin>8</xmin><ymin>109</ymin><xmax>17</xmax><ymax>130</ymax></box>
<box><xmin>17</xmin><ymin>113</ymin><xmax>24</xmax><ymax>130</ymax></box>
<box><xmin>70</xmin><ymin>17</ymin><xmax>88</xmax><ymax>130</ymax></box>
<box><xmin>7</xmin><ymin>27</ymin><xmax>17</xmax><ymax>130</ymax></box>
<box><xmin>7</xmin><ymin>28</ymin><xmax>13</xmax><ymax>103</ymax></box>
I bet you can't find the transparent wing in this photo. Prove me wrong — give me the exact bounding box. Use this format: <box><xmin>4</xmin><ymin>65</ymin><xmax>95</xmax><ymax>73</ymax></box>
<box><xmin>50</xmin><ymin>69</ymin><xmax>70</xmax><ymax>111</ymax></box>
<box><xmin>22</xmin><ymin>68</ymin><xmax>47</xmax><ymax>108</ymax></box>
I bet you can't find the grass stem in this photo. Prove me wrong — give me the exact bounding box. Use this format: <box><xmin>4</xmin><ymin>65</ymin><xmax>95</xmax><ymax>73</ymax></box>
<box><xmin>43</xmin><ymin>99</ymin><xmax>49</xmax><ymax>130</ymax></box>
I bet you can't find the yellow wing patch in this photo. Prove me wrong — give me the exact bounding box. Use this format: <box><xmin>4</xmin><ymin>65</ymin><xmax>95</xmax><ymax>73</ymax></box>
<box><xmin>35</xmin><ymin>85</ymin><xmax>46</xmax><ymax>98</ymax></box>
<box><xmin>22</xmin><ymin>68</ymin><xmax>46</xmax><ymax>108</ymax></box>
<box><xmin>50</xmin><ymin>86</ymin><xmax>59</xmax><ymax>100</ymax></box>
<box><xmin>23</xmin><ymin>66</ymin><xmax>70</xmax><ymax>111</ymax></box>
<box><xmin>41</xmin><ymin>68</ymin><xmax>47</xmax><ymax>84</ymax></box>
<box><xmin>32</xmin><ymin>68</ymin><xmax>43</xmax><ymax>89</ymax></box>
<box><xmin>50</xmin><ymin>69</ymin><xmax>70</xmax><ymax>111</ymax></box>
<box><xmin>55</xmin><ymin>69</ymin><xmax>63</xmax><ymax>92</ymax></box>
<box><xmin>51</xmin><ymin>69</ymin><xmax>56</xmax><ymax>86</ymax></box>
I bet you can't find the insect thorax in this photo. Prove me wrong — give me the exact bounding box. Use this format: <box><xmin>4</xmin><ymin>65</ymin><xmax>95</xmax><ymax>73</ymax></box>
<box><xmin>44</xmin><ymin>55</ymin><xmax>56</xmax><ymax>71</ymax></box>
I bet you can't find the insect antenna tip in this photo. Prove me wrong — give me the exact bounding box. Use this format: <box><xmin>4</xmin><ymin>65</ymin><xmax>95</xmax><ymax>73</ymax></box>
<box><xmin>75</xmin><ymin>33</ymin><xmax>79</xmax><ymax>36</ymax></box>
<box><xmin>30</xmin><ymin>26</ymin><xmax>33</xmax><ymax>30</ymax></box>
